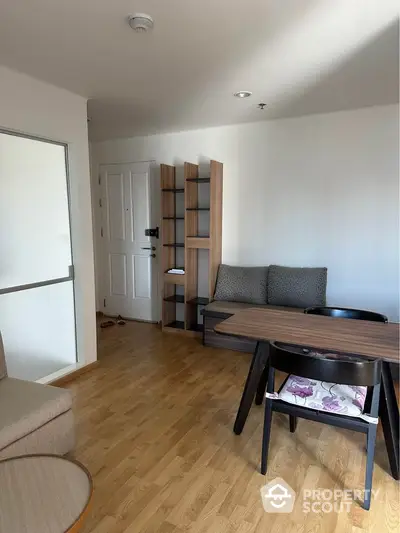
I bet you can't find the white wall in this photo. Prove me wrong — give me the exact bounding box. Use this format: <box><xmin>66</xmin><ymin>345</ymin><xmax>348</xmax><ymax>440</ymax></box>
<box><xmin>0</xmin><ymin>65</ymin><xmax>97</xmax><ymax>371</ymax></box>
<box><xmin>91</xmin><ymin>104</ymin><xmax>399</xmax><ymax>321</ymax></box>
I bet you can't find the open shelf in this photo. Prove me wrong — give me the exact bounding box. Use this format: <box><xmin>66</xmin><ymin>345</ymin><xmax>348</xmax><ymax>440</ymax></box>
<box><xmin>164</xmin><ymin>295</ymin><xmax>185</xmax><ymax>304</ymax></box>
<box><xmin>187</xmin><ymin>297</ymin><xmax>209</xmax><ymax>306</ymax></box>
<box><xmin>187</xmin><ymin>324</ymin><xmax>204</xmax><ymax>333</ymax></box>
<box><xmin>186</xmin><ymin>178</ymin><xmax>210</xmax><ymax>183</ymax></box>
<box><xmin>165</xmin><ymin>267</ymin><xmax>184</xmax><ymax>272</ymax></box>
<box><xmin>161</xmin><ymin>160</ymin><xmax>222</xmax><ymax>336</ymax></box>
<box><xmin>164</xmin><ymin>321</ymin><xmax>185</xmax><ymax>330</ymax></box>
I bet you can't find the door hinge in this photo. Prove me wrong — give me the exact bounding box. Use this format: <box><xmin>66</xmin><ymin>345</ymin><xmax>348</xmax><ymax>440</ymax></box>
<box><xmin>98</xmin><ymin>174</ymin><xmax>101</xmax><ymax>185</ymax></box>
<box><xmin>101</xmin><ymin>227</ymin><xmax>103</xmax><ymax>237</ymax></box>
<box><xmin>104</xmin><ymin>298</ymin><xmax>106</xmax><ymax>308</ymax></box>
<box><xmin>99</xmin><ymin>198</ymin><xmax>102</xmax><ymax>208</ymax></box>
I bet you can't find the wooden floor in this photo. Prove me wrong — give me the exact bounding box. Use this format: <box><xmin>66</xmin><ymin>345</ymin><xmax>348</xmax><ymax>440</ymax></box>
<box><xmin>68</xmin><ymin>321</ymin><xmax>399</xmax><ymax>533</ymax></box>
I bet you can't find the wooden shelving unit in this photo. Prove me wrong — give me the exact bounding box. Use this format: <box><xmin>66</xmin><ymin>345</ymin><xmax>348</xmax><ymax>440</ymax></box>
<box><xmin>160</xmin><ymin>160</ymin><xmax>223</xmax><ymax>336</ymax></box>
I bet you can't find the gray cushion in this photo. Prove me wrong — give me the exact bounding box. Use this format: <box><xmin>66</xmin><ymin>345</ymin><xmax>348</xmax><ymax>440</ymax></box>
<box><xmin>214</xmin><ymin>265</ymin><xmax>268</xmax><ymax>304</ymax></box>
<box><xmin>267</xmin><ymin>265</ymin><xmax>327</xmax><ymax>308</ymax></box>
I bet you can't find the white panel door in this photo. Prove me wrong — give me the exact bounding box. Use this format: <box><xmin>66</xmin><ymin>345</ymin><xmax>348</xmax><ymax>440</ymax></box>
<box><xmin>100</xmin><ymin>162</ymin><xmax>158</xmax><ymax>321</ymax></box>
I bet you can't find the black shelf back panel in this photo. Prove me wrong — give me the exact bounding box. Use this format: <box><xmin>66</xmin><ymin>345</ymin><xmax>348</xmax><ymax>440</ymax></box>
<box><xmin>187</xmin><ymin>297</ymin><xmax>210</xmax><ymax>306</ymax></box>
<box><xmin>164</xmin><ymin>295</ymin><xmax>185</xmax><ymax>304</ymax></box>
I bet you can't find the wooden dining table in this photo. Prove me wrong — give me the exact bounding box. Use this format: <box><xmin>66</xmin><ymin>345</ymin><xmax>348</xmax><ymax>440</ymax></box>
<box><xmin>215</xmin><ymin>307</ymin><xmax>400</xmax><ymax>480</ymax></box>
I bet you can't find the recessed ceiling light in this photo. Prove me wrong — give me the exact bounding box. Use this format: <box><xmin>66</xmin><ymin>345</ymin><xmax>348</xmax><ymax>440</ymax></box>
<box><xmin>234</xmin><ymin>91</ymin><xmax>252</xmax><ymax>98</ymax></box>
<box><xmin>128</xmin><ymin>13</ymin><xmax>154</xmax><ymax>32</ymax></box>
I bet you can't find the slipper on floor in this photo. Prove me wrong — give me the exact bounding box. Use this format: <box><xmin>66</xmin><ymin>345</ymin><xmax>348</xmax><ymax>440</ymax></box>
<box><xmin>100</xmin><ymin>320</ymin><xmax>115</xmax><ymax>328</ymax></box>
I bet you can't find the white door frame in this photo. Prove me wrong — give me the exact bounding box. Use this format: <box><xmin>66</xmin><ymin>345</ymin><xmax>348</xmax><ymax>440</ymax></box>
<box><xmin>97</xmin><ymin>160</ymin><xmax>161</xmax><ymax>322</ymax></box>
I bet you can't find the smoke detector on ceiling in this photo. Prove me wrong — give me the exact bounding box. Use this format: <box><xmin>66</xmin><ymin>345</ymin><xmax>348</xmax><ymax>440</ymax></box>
<box><xmin>234</xmin><ymin>91</ymin><xmax>252</xmax><ymax>99</ymax></box>
<box><xmin>128</xmin><ymin>13</ymin><xmax>154</xmax><ymax>33</ymax></box>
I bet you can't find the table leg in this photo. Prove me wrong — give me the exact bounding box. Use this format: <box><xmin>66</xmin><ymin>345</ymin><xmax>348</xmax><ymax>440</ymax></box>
<box><xmin>379</xmin><ymin>361</ymin><xmax>399</xmax><ymax>480</ymax></box>
<box><xmin>234</xmin><ymin>341</ymin><xmax>270</xmax><ymax>435</ymax></box>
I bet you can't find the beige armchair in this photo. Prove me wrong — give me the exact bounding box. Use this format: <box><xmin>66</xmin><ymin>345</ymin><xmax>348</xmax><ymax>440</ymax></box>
<box><xmin>0</xmin><ymin>333</ymin><xmax>74</xmax><ymax>459</ymax></box>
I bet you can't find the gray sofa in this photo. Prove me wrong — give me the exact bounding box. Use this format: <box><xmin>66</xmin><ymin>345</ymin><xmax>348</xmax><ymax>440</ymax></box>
<box><xmin>0</xmin><ymin>333</ymin><xmax>75</xmax><ymax>459</ymax></box>
<box><xmin>202</xmin><ymin>264</ymin><xmax>328</xmax><ymax>351</ymax></box>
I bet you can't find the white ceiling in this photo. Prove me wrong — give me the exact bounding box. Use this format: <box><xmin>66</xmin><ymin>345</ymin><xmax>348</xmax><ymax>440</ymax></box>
<box><xmin>0</xmin><ymin>0</ymin><xmax>398</xmax><ymax>141</ymax></box>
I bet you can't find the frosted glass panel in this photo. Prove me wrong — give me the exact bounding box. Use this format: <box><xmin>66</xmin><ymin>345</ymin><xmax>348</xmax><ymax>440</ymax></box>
<box><xmin>0</xmin><ymin>282</ymin><xmax>76</xmax><ymax>381</ymax></box>
<box><xmin>0</xmin><ymin>133</ymin><xmax>71</xmax><ymax>288</ymax></box>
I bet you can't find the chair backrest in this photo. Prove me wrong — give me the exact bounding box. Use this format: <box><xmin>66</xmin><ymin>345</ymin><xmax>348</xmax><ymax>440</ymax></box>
<box><xmin>0</xmin><ymin>332</ymin><xmax>7</xmax><ymax>379</ymax></box>
<box><xmin>269</xmin><ymin>342</ymin><xmax>382</xmax><ymax>387</ymax></box>
<box><xmin>304</xmin><ymin>306</ymin><xmax>388</xmax><ymax>323</ymax></box>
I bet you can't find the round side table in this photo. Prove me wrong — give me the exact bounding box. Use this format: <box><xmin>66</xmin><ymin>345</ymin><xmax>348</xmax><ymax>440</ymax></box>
<box><xmin>0</xmin><ymin>454</ymin><xmax>93</xmax><ymax>533</ymax></box>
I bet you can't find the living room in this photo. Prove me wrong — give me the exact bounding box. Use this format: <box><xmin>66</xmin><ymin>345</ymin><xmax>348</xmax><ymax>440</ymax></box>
<box><xmin>0</xmin><ymin>1</ymin><xmax>399</xmax><ymax>532</ymax></box>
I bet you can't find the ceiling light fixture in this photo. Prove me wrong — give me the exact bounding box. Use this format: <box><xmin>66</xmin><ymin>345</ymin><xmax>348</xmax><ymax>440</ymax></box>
<box><xmin>234</xmin><ymin>91</ymin><xmax>252</xmax><ymax>98</ymax></box>
<box><xmin>128</xmin><ymin>13</ymin><xmax>154</xmax><ymax>33</ymax></box>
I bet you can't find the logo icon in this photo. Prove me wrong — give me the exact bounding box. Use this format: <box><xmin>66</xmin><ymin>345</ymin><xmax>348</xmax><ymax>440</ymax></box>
<box><xmin>260</xmin><ymin>477</ymin><xmax>295</xmax><ymax>513</ymax></box>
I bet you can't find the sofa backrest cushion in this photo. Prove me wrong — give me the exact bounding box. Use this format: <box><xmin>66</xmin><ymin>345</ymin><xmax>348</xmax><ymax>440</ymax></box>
<box><xmin>0</xmin><ymin>332</ymin><xmax>7</xmax><ymax>380</ymax></box>
<box><xmin>214</xmin><ymin>265</ymin><xmax>269</xmax><ymax>305</ymax></box>
<box><xmin>267</xmin><ymin>265</ymin><xmax>327</xmax><ymax>308</ymax></box>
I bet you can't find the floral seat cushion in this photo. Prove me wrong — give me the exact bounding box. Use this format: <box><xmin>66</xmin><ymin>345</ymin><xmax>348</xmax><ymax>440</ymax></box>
<box><xmin>276</xmin><ymin>375</ymin><xmax>368</xmax><ymax>418</ymax></box>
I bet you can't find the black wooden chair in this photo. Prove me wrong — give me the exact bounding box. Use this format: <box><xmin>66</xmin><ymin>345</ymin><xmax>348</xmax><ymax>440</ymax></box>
<box><xmin>304</xmin><ymin>306</ymin><xmax>388</xmax><ymax>323</ymax></box>
<box><xmin>305</xmin><ymin>306</ymin><xmax>398</xmax><ymax>381</ymax></box>
<box><xmin>261</xmin><ymin>342</ymin><xmax>382</xmax><ymax>510</ymax></box>
<box><xmin>255</xmin><ymin>307</ymin><xmax>388</xmax><ymax>405</ymax></box>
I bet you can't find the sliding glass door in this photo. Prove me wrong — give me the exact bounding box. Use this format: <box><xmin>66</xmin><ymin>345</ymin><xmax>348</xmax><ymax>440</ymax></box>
<box><xmin>0</xmin><ymin>131</ymin><xmax>76</xmax><ymax>381</ymax></box>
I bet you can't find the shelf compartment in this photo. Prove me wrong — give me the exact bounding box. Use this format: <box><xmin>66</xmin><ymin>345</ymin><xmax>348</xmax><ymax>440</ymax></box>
<box><xmin>187</xmin><ymin>234</ymin><xmax>210</xmax><ymax>238</ymax></box>
<box><xmin>186</xmin><ymin>207</ymin><xmax>210</xmax><ymax>211</ymax></box>
<box><xmin>162</xmin><ymin>188</ymin><xmax>184</xmax><ymax>193</ymax></box>
<box><xmin>164</xmin><ymin>321</ymin><xmax>185</xmax><ymax>330</ymax></box>
<box><xmin>187</xmin><ymin>297</ymin><xmax>210</xmax><ymax>306</ymax></box>
<box><xmin>187</xmin><ymin>323</ymin><xmax>204</xmax><ymax>333</ymax></box>
<box><xmin>186</xmin><ymin>237</ymin><xmax>210</xmax><ymax>249</ymax></box>
<box><xmin>165</xmin><ymin>266</ymin><xmax>185</xmax><ymax>272</ymax></box>
<box><xmin>163</xmin><ymin>217</ymin><xmax>184</xmax><ymax>220</ymax></box>
<box><xmin>163</xmin><ymin>243</ymin><xmax>185</xmax><ymax>248</ymax></box>
<box><xmin>164</xmin><ymin>295</ymin><xmax>185</xmax><ymax>303</ymax></box>
<box><xmin>186</xmin><ymin>178</ymin><xmax>210</xmax><ymax>183</ymax></box>
<box><xmin>164</xmin><ymin>272</ymin><xmax>185</xmax><ymax>285</ymax></box>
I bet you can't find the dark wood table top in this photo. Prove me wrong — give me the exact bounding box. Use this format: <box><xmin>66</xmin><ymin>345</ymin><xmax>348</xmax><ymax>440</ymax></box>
<box><xmin>215</xmin><ymin>308</ymin><xmax>400</xmax><ymax>363</ymax></box>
